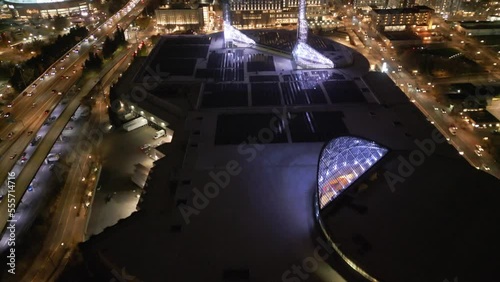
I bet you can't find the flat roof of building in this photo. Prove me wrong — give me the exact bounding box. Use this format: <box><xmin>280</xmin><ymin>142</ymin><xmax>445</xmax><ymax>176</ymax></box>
<box><xmin>381</xmin><ymin>31</ymin><xmax>421</xmax><ymax>41</ymax></box>
<box><xmin>459</xmin><ymin>20</ymin><xmax>500</xmax><ymax>30</ymax></box>
<box><xmin>322</xmin><ymin>149</ymin><xmax>500</xmax><ymax>282</ymax></box>
<box><xmin>81</xmin><ymin>32</ymin><xmax>500</xmax><ymax>282</ymax></box>
<box><xmin>467</xmin><ymin>110</ymin><xmax>500</xmax><ymax>123</ymax></box>
<box><xmin>371</xmin><ymin>5</ymin><xmax>434</xmax><ymax>14</ymax></box>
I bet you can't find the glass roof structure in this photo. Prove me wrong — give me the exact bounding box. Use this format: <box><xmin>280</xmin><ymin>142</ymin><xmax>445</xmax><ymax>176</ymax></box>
<box><xmin>293</xmin><ymin>42</ymin><xmax>335</xmax><ymax>69</ymax></box>
<box><xmin>318</xmin><ymin>136</ymin><xmax>388</xmax><ymax>209</ymax></box>
<box><xmin>223</xmin><ymin>21</ymin><xmax>256</xmax><ymax>47</ymax></box>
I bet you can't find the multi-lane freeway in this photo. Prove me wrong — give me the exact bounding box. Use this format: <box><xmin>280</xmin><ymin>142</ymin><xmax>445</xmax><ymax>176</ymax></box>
<box><xmin>0</xmin><ymin>0</ymin><xmax>145</xmax><ymax>236</ymax></box>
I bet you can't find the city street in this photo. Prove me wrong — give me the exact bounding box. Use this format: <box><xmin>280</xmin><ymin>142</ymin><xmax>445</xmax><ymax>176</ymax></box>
<box><xmin>340</xmin><ymin>12</ymin><xmax>500</xmax><ymax>179</ymax></box>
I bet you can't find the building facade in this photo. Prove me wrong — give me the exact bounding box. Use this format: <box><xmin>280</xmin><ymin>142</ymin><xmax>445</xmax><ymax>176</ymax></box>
<box><xmin>5</xmin><ymin>0</ymin><xmax>90</xmax><ymax>18</ymax></box>
<box><xmin>229</xmin><ymin>0</ymin><xmax>327</xmax><ymax>28</ymax></box>
<box><xmin>155</xmin><ymin>6</ymin><xmax>205</xmax><ymax>29</ymax></box>
<box><xmin>370</xmin><ymin>5</ymin><xmax>433</xmax><ymax>31</ymax></box>
<box><xmin>456</xmin><ymin>21</ymin><xmax>500</xmax><ymax>36</ymax></box>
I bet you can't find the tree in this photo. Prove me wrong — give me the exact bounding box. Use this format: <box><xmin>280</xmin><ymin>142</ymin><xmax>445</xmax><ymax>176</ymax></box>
<box><xmin>53</xmin><ymin>15</ymin><xmax>70</xmax><ymax>31</ymax></box>
<box><xmin>102</xmin><ymin>36</ymin><xmax>116</xmax><ymax>58</ymax></box>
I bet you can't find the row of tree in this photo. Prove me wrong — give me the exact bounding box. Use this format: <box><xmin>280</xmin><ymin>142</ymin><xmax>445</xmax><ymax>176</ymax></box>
<box><xmin>102</xmin><ymin>28</ymin><xmax>127</xmax><ymax>58</ymax></box>
<box><xmin>84</xmin><ymin>28</ymin><xmax>127</xmax><ymax>71</ymax></box>
<box><xmin>9</xmin><ymin>26</ymin><xmax>89</xmax><ymax>92</ymax></box>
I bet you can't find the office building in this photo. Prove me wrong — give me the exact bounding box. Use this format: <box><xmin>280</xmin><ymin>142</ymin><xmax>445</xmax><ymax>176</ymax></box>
<box><xmin>370</xmin><ymin>5</ymin><xmax>434</xmax><ymax>31</ymax></box>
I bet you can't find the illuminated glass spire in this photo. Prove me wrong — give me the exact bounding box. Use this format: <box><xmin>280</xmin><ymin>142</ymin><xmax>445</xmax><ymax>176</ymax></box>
<box><xmin>297</xmin><ymin>0</ymin><xmax>308</xmax><ymax>43</ymax></box>
<box><xmin>293</xmin><ymin>0</ymin><xmax>334</xmax><ymax>68</ymax></box>
<box><xmin>222</xmin><ymin>0</ymin><xmax>255</xmax><ymax>47</ymax></box>
<box><xmin>293</xmin><ymin>42</ymin><xmax>335</xmax><ymax>69</ymax></box>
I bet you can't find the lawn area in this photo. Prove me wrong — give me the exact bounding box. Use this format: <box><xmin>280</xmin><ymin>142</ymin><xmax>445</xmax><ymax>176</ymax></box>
<box><xmin>399</xmin><ymin>47</ymin><xmax>484</xmax><ymax>78</ymax></box>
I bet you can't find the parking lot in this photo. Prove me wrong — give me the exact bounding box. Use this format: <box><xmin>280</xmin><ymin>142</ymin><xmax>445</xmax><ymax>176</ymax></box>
<box><xmin>85</xmin><ymin>124</ymin><xmax>161</xmax><ymax>238</ymax></box>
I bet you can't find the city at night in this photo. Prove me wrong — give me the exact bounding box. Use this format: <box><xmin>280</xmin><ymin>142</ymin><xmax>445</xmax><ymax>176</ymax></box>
<box><xmin>0</xmin><ymin>0</ymin><xmax>499</xmax><ymax>281</ymax></box>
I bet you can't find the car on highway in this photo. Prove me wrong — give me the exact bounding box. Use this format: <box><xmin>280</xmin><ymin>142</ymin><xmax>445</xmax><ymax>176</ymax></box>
<box><xmin>9</xmin><ymin>153</ymin><xmax>17</xmax><ymax>160</ymax></box>
<box><xmin>27</xmin><ymin>130</ymin><xmax>33</xmax><ymax>136</ymax></box>
<box><xmin>28</xmin><ymin>183</ymin><xmax>33</xmax><ymax>192</ymax></box>
<box><xmin>31</xmin><ymin>135</ymin><xmax>42</xmax><ymax>146</ymax></box>
<box><xmin>7</xmin><ymin>132</ymin><xmax>14</xmax><ymax>138</ymax></box>
<box><xmin>7</xmin><ymin>103</ymin><xmax>12</xmax><ymax>108</ymax></box>
<box><xmin>475</xmin><ymin>145</ymin><xmax>484</xmax><ymax>152</ymax></box>
<box><xmin>32</xmin><ymin>83</ymin><xmax>37</xmax><ymax>88</ymax></box>
<box><xmin>49</xmin><ymin>163</ymin><xmax>55</xmax><ymax>171</ymax></box>
<box><xmin>4</xmin><ymin>112</ymin><xmax>10</xmax><ymax>118</ymax></box>
<box><xmin>27</xmin><ymin>91</ymin><xmax>33</xmax><ymax>96</ymax></box>
<box><xmin>140</xmin><ymin>144</ymin><xmax>151</xmax><ymax>150</ymax></box>
<box><xmin>44</xmin><ymin>110</ymin><xmax>50</xmax><ymax>114</ymax></box>
<box><xmin>482</xmin><ymin>164</ymin><xmax>491</xmax><ymax>171</ymax></box>
<box><xmin>449</xmin><ymin>126</ymin><xmax>458</xmax><ymax>135</ymax></box>
<box><xmin>475</xmin><ymin>150</ymin><xmax>483</xmax><ymax>157</ymax></box>
<box><xmin>49</xmin><ymin>116</ymin><xmax>56</xmax><ymax>122</ymax></box>
<box><xmin>440</xmin><ymin>108</ymin><xmax>447</xmax><ymax>114</ymax></box>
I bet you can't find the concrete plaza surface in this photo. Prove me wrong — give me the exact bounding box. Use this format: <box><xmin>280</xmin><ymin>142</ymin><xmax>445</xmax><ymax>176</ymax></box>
<box><xmin>85</xmin><ymin>125</ymin><xmax>156</xmax><ymax>239</ymax></box>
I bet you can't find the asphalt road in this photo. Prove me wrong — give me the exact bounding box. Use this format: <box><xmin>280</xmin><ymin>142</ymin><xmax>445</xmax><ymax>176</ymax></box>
<box><xmin>0</xmin><ymin>0</ymin><xmax>145</xmax><ymax>238</ymax></box>
<box><xmin>0</xmin><ymin>0</ymin><xmax>145</xmax><ymax>192</ymax></box>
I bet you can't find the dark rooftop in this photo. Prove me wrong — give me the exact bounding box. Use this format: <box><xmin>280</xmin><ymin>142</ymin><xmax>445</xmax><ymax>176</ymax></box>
<box><xmin>459</xmin><ymin>20</ymin><xmax>500</xmax><ymax>30</ymax></box>
<box><xmin>467</xmin><ymin>110</ymin><xmax>500</xmax><ymax>123</ymax></box>
<box><xmin>372</xmin><ymin>5</ymin><xmax>434</xmax><ymax>14</ymax></box>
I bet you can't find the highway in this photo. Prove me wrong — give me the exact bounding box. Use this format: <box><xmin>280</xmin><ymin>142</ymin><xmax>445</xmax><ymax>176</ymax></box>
<box><xmin>0</xmin><ymin>0</ymin><xmax>146</xmax><ymax>239</ymax></box>
<box><xmin>19</xmin><ymin>45</ymin><xmax>136</xmax><ymax>281</ymax></box>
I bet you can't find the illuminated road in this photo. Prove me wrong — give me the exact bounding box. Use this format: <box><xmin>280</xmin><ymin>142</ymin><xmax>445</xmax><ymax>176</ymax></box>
<box><xmin>20</xmin><ymin>46</ymin><xmax>137</xmax><ymax>282</ymax></box>
<box><xmin>342</xmin><ymin>14</ymin><xmax>500</xmax><ymax>179</ymax></box>
<box><xmin>0</xmin><ymin>0</ymin><xmax>145</xmax><ymax>239</ymax></box>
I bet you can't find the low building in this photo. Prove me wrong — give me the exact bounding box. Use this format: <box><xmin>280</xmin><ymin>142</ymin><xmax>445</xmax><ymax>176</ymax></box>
<box><xmin>354</xmin><ymin>0</ymin><xmax>387</xmax><ymax>8</ymax></box>
<box><xmin>466</xmin><ymin>111</ymin><xmax>500</xmax><ymax>129</ymax></box>
<box><xmin>79</xmin><ymin>31</ymin><xmax>500</xmax><ymax>282</ymax></box>
<box><xmin>370</xmin><ymin>5</ymin><xmax>434</xmax><ymax>31</ymax></box>
<box><xmin>155</xmin><ymin>6</ymin><xmax>205</xmax><ymax>30</ymax></box>
<box><xmin>4</xmin><ymin>0</ymin><xmax>90</xmax><ymax>18</ymax></box>
<box><xmin>456</xmin><ymin>20</ymin><xmax>500</xmax><ymax>36</ymax></box>
<box><xmin>229</xmin><ymin>0</ymin><xmax>328</xmax><ymax>29</ymax></box>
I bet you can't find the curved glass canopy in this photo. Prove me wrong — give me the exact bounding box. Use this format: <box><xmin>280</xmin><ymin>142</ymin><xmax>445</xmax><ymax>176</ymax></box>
<box><xmin>318</xmin><ymin>136</ymin><xmax>388</xmax><ymax>209</ymax></box>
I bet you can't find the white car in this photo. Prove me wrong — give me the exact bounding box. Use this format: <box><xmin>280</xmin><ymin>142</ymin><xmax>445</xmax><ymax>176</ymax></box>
<box><xmin>482</xmin><ymin>164</ymin><xmax>491</xmax><ymax>171</ymax></box>
<box><xmin>475</xmin><ymin>150</ymin><xmax>482</xmax><ymax>157</ymax></box>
